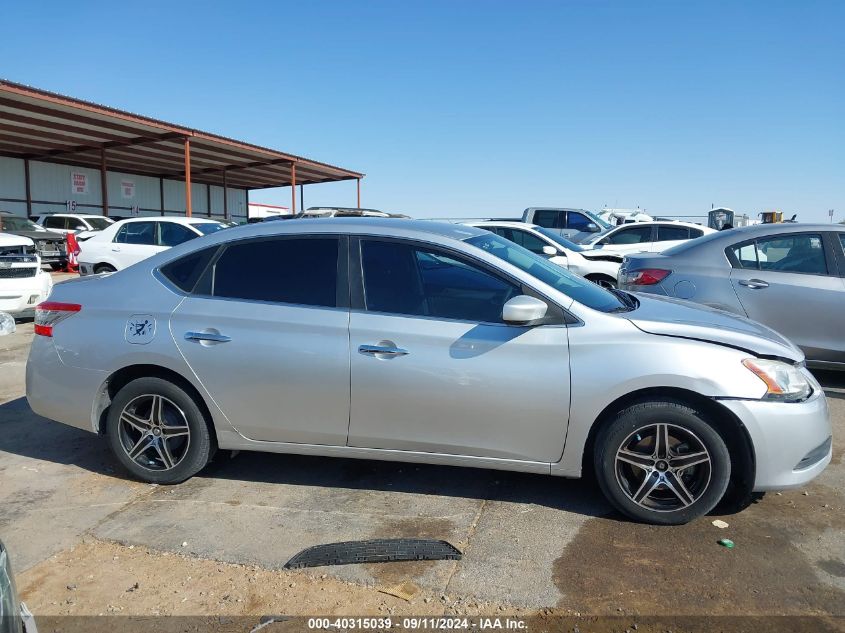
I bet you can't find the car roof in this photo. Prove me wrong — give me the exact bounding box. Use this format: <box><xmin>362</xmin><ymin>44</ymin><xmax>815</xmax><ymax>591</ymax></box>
<box><xmin>43</xmin><ymin>213</ymin><xmax>109</xmax><ymax>219</ymax></box>
<box><xmin>468</xmin><ymin>220</ymin><xmax>541</xmax><ymax>230</ymax></box>
<box><xmin>114</xmin><ymin>216</ymin><xmax>222</xmax><ymax>225</ymax></box>
<box><xmin>607</xmin><ymin>220</ymin><xmax>711</xmax><ymax>230</ymax></box>
<box><xmin>190</xmin><ymin>217</ymin><xmax>489</xmax><ymax>243</ymax></box>
<box><xmin>661</xmin><ymin>222</ymin><xmax>845</xmax><ymax>256</ymax></box>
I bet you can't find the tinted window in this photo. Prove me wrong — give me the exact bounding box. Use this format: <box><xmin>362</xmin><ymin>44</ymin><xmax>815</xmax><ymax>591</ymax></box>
<box><xmin>689</xmin><ymin>228</ymin><xmax>704</xmax><ymax>238</ymax></box>
<box><xmin>532</xmin><ymin>210</ymin><xmax>565</xmax><ymax>229</ymax></box>
<box><xmin>44</xmin><ymin>216</ymin><xmax>67</xmax><ymax>230</ymax></box>
<box><xmin>605</xmin><ymin>226</ymin><xmax>652</xmax><ymax>245</ymax></box>
<box><xmin>0</xmin><ymin>215</ymin><xmax>42</xmax><ymax>232</ymax></box>
<box><xmin>655</xmin><ymin>225</ymin><xmax>690</xmax><ymax>242</ymax></box>
<box><xmin>730</xmin><ymin>234</ymin><xmax>828</xmax><ymax>275</ymax></box>
<box><xmin>159</xmin><ymin>222</ymin><xmax>198</xmax><ymax>247</ymax></box>
<box><xmin>758</xmin><ymin>234</ymin><xmax>827</xmax><ymax>274</ymax></box>
<box><xmin>115</xmin><ymin>222</ymin><xmax>156</xmax><ymax>245</ymax></box>
<box><xmin>159</xmin><ymin>247</ymin><xmax>217</xmax><ymax>292</ymax></box>
<box><xmin>509</xmin><ymin>229</ymin><xmax>548</xmax><ymax>255</ymax></box>
<box><xmin>361</xmin><ymin>240</ymin><xmax>520</xmax><ymax>322</ymax></box>
<box><xmin>566</xmin><ymin>212</ymin><xmax>592</xmax><ymax>231</ymax></box>
<box><xmin>839</xmin><ymin>233</ymin><xmax>845</xmax><ymax>257</ymax></box>
<box><xmin>212</xmin><ymin>238</ymin><xmax>338</xmax><ymax>306</ymax></box>
<box><xmin>466</xmin><ymin>233</ymin><xmax>628</xmax><ymax>313</ymax></box>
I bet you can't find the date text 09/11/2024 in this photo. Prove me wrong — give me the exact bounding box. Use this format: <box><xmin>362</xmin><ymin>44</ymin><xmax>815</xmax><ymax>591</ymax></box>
<box><xmin>305</xmin><ymin>617</ymin><xmax>527</xmax><ymax>630</ymax></box>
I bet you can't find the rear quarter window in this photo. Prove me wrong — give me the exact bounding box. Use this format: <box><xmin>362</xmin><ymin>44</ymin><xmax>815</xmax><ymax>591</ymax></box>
<box><xmin>159</xmin><ymin>247</ymin><xmax>218</xmax><ymax>292</ymax></box>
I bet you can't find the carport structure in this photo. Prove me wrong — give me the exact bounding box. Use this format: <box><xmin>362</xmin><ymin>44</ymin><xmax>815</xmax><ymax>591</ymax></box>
<box><xmin>0</xmin><ymin>79</ymin><xmax>364</xmax><ymax>218</ymax></box>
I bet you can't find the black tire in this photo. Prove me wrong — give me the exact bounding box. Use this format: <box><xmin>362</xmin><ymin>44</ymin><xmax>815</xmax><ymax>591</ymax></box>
<box><xmin>94</xmin><ymin>263</ymin><xmax>116</xmax><ymax>274</ymax></box>
<box><xmin>594</xmin><ymin>400</ymin><xmax>731</xmax><ymax>525</ymax></box>
<box><xmin>106</xmin><ymin>377</ymin><xmax>214</xmax><ymax>484</ymax></box>
<box><xmin>49</xmin><ymin>262</ymin><xmax>64</xmax><ymax>271</ymax></box>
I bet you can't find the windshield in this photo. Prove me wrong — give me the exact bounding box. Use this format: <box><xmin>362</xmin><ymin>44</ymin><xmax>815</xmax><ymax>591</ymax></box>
<box><xmin>534</xmin><ymin>227</ymin><xmax>585</xmax><ymax>252</ymax></box>
<box><xmin>190</xmin><ymin>222</ymin><xmax>226</xmax><ymax>235</ymax></box>
<box><xmin>0</xmin><ymin>215</ymin><xmax>44</xmax><ymax>232</ymax></box>
<box><xmin>86</xmin><ymin>217</ymin><xmax>113</xmax><ymax>230</ymax></box>
<box><xmin>465</xmin><ymin>233</ymin><xmax>630</xmax><ymax>313</ymax></box>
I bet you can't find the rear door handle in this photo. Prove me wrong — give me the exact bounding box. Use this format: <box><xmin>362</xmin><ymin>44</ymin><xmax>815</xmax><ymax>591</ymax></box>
<box><xmin>738</xmin><ymin>279</ymin><xmax>769</xmax><ymax>289</ymax></box>
<box><xmin>358</xmin><ymin>344</ymin><xmax>409</xmax><ymax>357</ymax></box>
<box><xmin>185</xmin><ymin>331</ymin><xmax>231</xmax><ymax>344</ymax></box>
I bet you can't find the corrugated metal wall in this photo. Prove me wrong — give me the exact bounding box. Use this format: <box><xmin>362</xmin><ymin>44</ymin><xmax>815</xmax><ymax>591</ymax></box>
<box><xmin>0</xmin><ymin>156</ymin><xmax>247</xmax><ymax>221</ymax></box>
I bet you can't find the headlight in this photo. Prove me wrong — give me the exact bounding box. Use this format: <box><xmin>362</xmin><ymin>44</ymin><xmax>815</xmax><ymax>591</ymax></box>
<box><xmin>742</xmin><ymin>358</ymin><xmax>812</xmax><ymax>402</ymax></box>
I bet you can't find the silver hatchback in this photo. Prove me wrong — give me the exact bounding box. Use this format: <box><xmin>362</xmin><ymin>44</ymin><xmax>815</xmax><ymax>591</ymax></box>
<box><xmin>26</xmin><ymin>219</ymin><xmax>832</xmax><ymax>525</ymax></box>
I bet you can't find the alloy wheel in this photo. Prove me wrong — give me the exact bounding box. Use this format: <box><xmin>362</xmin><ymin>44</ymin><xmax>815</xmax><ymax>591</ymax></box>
<box><xmin>614</xmin><ymin>423</ymin><xmax>712</xmax><ymax>512</ymax></box>
<box><xmin>117</xmin><ymin>394</ymin><xmax>191</xmax><ymax>471</ymax></box>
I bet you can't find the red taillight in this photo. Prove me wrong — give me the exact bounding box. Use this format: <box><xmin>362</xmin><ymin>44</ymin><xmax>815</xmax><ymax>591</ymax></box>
<box><xmin>628</xmin><ymin>269</ymin><xmax>671</xmax><ymax>285</ymax></box>
<box><xmin>34</xmin><ymin>302</ymin><xmax>81</xmax><ymax>337</ymax></box>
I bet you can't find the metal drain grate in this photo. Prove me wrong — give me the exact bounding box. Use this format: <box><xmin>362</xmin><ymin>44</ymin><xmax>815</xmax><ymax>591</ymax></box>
<box><xmin>284</xmin><ymin>538</ymin><xmax>462</xmax><ymax>569</ymax></box>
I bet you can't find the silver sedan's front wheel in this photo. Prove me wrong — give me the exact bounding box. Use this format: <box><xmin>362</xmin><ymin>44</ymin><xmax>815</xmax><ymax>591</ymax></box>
<box><xmin>106</xmin><ymin>377</ymin><xmax>214</xmax><ymax>484</ymax></box>
<box><xmin>595</xmin><ymin>400</ymin><xmax>731</xmax><ymax>525</ymax></box>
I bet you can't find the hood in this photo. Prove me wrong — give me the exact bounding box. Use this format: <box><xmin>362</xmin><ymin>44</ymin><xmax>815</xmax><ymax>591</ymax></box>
<box><xmin>626</xmin><ymin>293</ymin><xmax>804</xmax><ymax>362</ymax></box>
<box><xmin>8</xmin><ymin>229</ymin><xmax>65</xmax><ymax>242</ymax></box>
<box><xmin>0</xmin><ymin>232</ymin><xmax>34</xmax><ymax>247</ymax></box>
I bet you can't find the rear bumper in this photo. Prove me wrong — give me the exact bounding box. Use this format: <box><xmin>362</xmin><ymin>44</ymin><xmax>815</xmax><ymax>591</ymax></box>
<box><xmin>719</xmin><ymin>388</ymin><xmax>832</xmax><ymax>491</ymax></box>
<box><xmin>26</xmin><ymin>335</ymin><xmax>107</xmax><ymax>434</ymax></box>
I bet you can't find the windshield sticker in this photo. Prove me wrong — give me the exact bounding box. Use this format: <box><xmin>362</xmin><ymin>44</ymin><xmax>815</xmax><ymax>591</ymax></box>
<box><xmin>125</xmin><ymin>315</ymin><xmax>156</xmax><ymax>345</ymax></box>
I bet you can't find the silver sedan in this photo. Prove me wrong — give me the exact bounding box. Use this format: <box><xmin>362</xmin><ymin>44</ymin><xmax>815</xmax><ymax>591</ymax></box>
<box><xmin>26</xmin><ymin>219</ymin><xmax>832</xmax><ymax>525</ymax></box>
<box><xmin>619</xmin><ymin>223</ymin><xmax>845</xmax><ymax>369</ymax></box>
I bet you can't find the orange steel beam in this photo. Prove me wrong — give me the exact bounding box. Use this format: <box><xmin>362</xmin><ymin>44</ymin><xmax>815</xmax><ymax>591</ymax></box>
<box><xmin>222</xmin><ymin>169</ymin><xmax>228</xmax><ymax>220</ymax></box>
<box><xmin>184</xmin><ymin>137</ymin><xmax>192</xmax><ymax>217</ymax></box>
<box><xmin>291</xmin><ymin>162</ymin><xmax>297</xmax><ymax>214</ymax></box>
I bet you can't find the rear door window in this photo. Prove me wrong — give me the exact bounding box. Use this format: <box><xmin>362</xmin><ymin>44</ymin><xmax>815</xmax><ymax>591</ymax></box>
<box><xmin>509</xmin><ymin>229</ymin><xmax>548</xmax><ymax>254</ymax></box>
<box><xmin>730</xmin><ymin>233</ymin><xmax>828</xmax><ymax>275</ymax></box>
<box><xmin>114</xmin><ymin>222</ymin><xmax>156</xmax><ymax>245</ymax></box>
<box><xmin>605</xmin><ymin>226</ymin><xmax>652</xmax><ymax>245</ymax></box>
<box><xmin>44</xmin><ymin>216</ymin><xmax>67</xmax><ymax>230</ymax></box>
<box><xmin>532</xmin><ymin>210</ymin><xmax>565</xmax><ymax>229</ymax></box>
<box><xmin>211</xmin><ymin>237</ymin><xmax>339</xmax><ymax>307</ymax></box>
<box><xmin>655</xmin><ymin>225</ymin><xmax>690</xmax><ymax>242</ymax></box>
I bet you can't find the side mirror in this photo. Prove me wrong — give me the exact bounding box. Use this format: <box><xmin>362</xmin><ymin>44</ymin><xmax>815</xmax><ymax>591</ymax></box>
<box><xmin>502</xmin><ymin>295</ymin><xmax>548</xmax><ymax>325</ymax></box>
<box><xmin>586</xmin><ymin>223</ymin><xmax>601</xmax><ymax>232</ymax></box>
<box><xmin>541</xmin><ymin>245</ymin><xmax>558</xmax><ymax>256</ymax></box>
<box><xmin>74</xmin><ymin>225</ymin><xmax>86</xmax><ymax>231</ymax></box>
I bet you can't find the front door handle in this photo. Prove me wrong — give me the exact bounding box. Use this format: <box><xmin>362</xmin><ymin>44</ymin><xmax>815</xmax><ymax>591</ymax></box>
<box><xmin>738</xmin><ymin>279</ymin><xmax>769</xmax><ymax>289</ymax></box>
<box><xmin>358</xmin><ymin>344</ymin><xmax>409</xmax><ymax>357</ymax></box>
<box><xmin>111</xmin><ymin>246</ymin><xmax>121</xmax><ymax>252</ymax></box>
<box><xmin>185</xmin><ymin>331</ymin><xmax>231</xmax><ymax>344</ymax></box>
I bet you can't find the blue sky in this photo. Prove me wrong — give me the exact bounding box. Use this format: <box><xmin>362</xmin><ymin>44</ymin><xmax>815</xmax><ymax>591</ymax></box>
<box><xmin>2</xmin><ymin>1</ymin><xmax>843</xmax><ymax>221</ymax></box>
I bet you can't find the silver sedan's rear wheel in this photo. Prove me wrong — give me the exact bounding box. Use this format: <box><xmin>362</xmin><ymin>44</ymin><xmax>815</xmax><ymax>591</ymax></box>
<box><xmin>106</xmin><ymin>377</ymin><xmax>214</xmax><ymax>484</ymax></box>
<box><xmin>117</xmin><ymin>394</ymin><xmax>191</xmax><ymax>472</ymax></box>
<box><xmin>594</xmin><ymin>400</ymin><xmax>731</xmax><ymax>525</ymax></box>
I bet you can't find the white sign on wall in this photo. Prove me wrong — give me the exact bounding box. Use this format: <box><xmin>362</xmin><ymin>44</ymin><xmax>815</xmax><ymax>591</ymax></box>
<box><xmin>71</xmin><ymin>172</ymin><xmax>88</xmax><ymax>194</ymax></box>
<box><xmin>121</xmin><ymin>180</ymin><xmax>136</xmax><ymax>199</ymax></box>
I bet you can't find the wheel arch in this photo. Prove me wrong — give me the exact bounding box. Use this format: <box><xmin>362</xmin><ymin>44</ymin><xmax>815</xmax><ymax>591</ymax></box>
<box><xmin>95</xmin><ymin>364</ymin><xmax>218</xmax><ymax>449</ymax></box>
<box><xmin>582</xmin><ymin>386</ymin><xmax>756</xmax><ymax>503</ymax></box>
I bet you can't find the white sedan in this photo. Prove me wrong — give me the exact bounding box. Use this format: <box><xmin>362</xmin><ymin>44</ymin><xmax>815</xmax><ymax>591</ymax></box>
<box><xmin>78</xmin><ymin>217</ymin><xmax>225</xmax><ymax>275</ymax></box>
<box><xmin>467</xmin><ymin>221</ymin><xmax>623</xmax><ymax>288</ymax></box>
<box><xmin>579</xmin><ymin>221</ymin><xmax>715</xmax><ymax>256</ymax></box>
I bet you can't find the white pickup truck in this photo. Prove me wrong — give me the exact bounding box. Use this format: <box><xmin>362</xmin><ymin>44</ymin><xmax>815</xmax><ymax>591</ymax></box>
<box><xmin>0</xmin><ymin>233</ymin><xmax>53</xmax><ymax>317</ymax></box>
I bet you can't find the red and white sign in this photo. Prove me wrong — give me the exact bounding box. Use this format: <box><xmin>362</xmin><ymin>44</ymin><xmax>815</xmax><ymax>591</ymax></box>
<box><xmin>121</xmin><ymin>180</ymin><xmax>136</xmax><ymax>199</ymax></box>
<box><xmin>71</xmin><ymin>172</ymin><xmax>88</xmax><ymax>194</ymax></box>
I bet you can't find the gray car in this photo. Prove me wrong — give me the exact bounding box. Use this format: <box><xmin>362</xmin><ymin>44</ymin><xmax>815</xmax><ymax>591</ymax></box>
<box><xmin>26</xmin><ymin>219</ymin><xmax>831</xmax><ymax>525</ymax></box>
<box><xmin>618</xmin><ymin>223</ymin><xmax>845</xmax><ymax>369</ymax></box>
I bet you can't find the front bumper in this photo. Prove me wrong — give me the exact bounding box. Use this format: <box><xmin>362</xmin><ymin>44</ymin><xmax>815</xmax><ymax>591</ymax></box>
<box><xmin>720</xmin><ymin>388</ymin><xmax>832</xmax><ymax>491</ymax></box>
